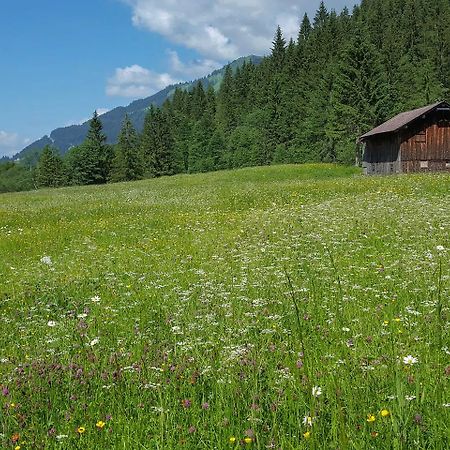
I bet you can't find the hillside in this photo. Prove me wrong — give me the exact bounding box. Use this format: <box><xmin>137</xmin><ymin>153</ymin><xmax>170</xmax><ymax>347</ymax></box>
<box><xmin>0</xmin><ymin>164</ymin><xmax>449</xmax><ymax>448</ymax></box>
<box><xmin>17</xmin><ymin>55</ymin><xmax>262</xmax><ymax>160</ymax></box>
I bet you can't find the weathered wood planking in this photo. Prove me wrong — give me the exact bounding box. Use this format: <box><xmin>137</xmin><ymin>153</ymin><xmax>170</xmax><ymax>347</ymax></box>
<box><xmin>361</xmin><ymin>102</ymin><xmax>450</xmax><ymax>175</ymax></box>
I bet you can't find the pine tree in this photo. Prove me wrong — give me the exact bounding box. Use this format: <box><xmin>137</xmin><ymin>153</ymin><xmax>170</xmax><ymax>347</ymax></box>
<box><xmin>271</xmin><ymin>25</ymin><xmax>286</xmax><ymax>70</ymax></box>
<box><xmin>331</xmin><ymin>32</ymin><xmax>391</xmax><ymax>163</ymax></box>
<box><xmin>216</xmin><ymin>65</ymin><xmax>237</xmax><ymax>135</ymax></box>
<box><xmin>188</xmin><ymin>86</ymin><xmax>216</xmax><ymax>172</ymax></box>
<box><xmin>140</xmin><ymin>106</ymin><xmax>175</xmax><ymax>177</ymax></box>
<box><xmin>110</xmin><ymin>115</ymin><xmax>142</xmax><ymax>182</ymax></box>
<box><xmin>75</xmin><ymin>111</ymin><xmax>113</xmax><ymax>184</ymax></box>
<box><xmin>36</xmin><ymin>145</ymin><xmax>67</xmax><ymax>187</ymax></box>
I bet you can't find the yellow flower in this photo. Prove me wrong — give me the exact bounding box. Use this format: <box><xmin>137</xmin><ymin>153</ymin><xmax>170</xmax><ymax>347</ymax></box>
<box><xmin>76</xmin><ymin>426</ymin><xmax>86</xmax><ymax>434</ymax></box>
<box><xmin>380</xmin><ymin>409</ymin><xmax>390</xmax><ymax>418</ymax></box>
<box><xmin>367</xmin><ymin>414</ymin><xmax>376</xmax><ymax>423</ymax></box>
<box><xmin>303</xmin><ymin>431</ymin><xmax>311</xmax><ymax>439</ymax></box>
<box><xmin>244</xmin><ymin>437</ymin><xmax>253</xmax><ymax>444</ymax></box>
<box><xmin>229</xmin><ymin>436</ymin><xmax>236</xmax><ymax>444</ymax></box>
<box><xmin>394</xmin><ymin>318</ymin><xmax>401</xmax><ymax>322</ymax></box>
<box><xmin>96</xmin><ymin>420</ymin><xmax>105</xmax><ymax>429</ymax></box>
<box><xmin>15</xmin><ymin>446</ymin><xmax>21</xmax><ymax>450</ymax></box>
<box><xmin>383</xmin><ymin>320</ymin><xmax>389</xmax><ymax>325</ymax></box>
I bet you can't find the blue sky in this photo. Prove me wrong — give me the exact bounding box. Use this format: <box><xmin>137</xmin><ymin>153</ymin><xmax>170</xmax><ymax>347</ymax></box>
<box><xmin>0</xmin><ymin>0</ymin><xmax>356</xmax><ymax>157</ymax></box>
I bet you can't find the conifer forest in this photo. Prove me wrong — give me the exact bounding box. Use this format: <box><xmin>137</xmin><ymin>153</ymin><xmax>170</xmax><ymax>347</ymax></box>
<box><xmin>1</xmin><ymin>0</ymin><xmax>449</xmax><ymax>190</ymax></box>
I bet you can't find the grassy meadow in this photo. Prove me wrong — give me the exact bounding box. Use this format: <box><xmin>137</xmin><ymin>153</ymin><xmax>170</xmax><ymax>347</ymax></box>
<box><xmin>0</xmin><ymin>164</ymin><xmax>449</xmax><ymax>449</ymax></box>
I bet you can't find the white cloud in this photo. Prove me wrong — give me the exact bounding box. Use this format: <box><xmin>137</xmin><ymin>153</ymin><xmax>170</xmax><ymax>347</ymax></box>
<box><xmin>96</xmin><ymin>108</ymin><xmax>110</xmax><ymax>116</ymax></box>
<box><xmin>168</xmin><ymin>50</ymin><xmax>221</xmax><ymax>80</ymax></box>
<box><xmin>0</xmin><ymin>131</ymin><xmax>30</xmax><ymax>157</ymax></box>
<box><xmin>124</xmin><ymin>0</ymin><xmax>354</xmax><ymax>60</ymax></box>
<box><xmin>106</xmin><ymin>64</ymin><xmax>180</xmax><ymax>98</ymax></box>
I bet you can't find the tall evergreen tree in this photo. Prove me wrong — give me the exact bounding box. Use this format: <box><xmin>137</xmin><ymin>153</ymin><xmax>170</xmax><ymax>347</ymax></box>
<box><xmin>36</xmin><ymin>145</ymin><xmax>67</xmax><ymax>187</ymax></box>
<box><xmin>141</xmin><ymin>106</ymin><xmax>175</xmax><ymax>177</ymax></box>
<box><xmin>110</xmin><ymin>115</ymin><xmax>142</xmax><ymax>182</ymax></box>
<box><xmin>216</xmin><ymin>65</ymin><xmax>237</xmax><ymax>136</ymax></box>
<box><xmin>72</xmin><ymin>111</ymin><xmax>113</xmax><ymax>185</ymax></box>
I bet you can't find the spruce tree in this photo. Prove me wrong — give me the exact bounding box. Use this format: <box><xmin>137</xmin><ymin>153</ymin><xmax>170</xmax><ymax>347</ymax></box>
<box><xmin>36</xmin><ymin>145</ymin><xmax>67</xmax><ymax>187</ymax></box>
<box><xmin>110</xmin><ymin>115</ymin><xmax>142</xmax><ymax>182</ymax></box>
<box><xmin>79</xmin><ymin>111</ymin><xmax>112</xmax><ymax>184</ymax></box>
<box><xmin>140</xmin><ymin>106</ymin><xmax>175</xmax><ymax>177</ymax></box>
<box><xmin>216</xmin><ymin>65</ymin><xmax>237</xmax><ymax>135</ymax></box>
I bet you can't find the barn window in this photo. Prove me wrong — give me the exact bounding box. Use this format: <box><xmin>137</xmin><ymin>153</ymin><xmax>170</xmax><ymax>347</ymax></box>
<box><xmin>415</xmin><ymin>129</ymin><xmax>426</xmax><ymax>143</ymax></box>
<box><xmin>420</xmin><ymin>160</ymin><xmax>429</xmax><ymax>169</ymax></box>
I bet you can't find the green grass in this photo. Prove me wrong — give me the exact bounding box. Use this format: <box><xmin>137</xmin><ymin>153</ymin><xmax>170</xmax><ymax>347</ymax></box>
<box><xmin>0</xmin><ymin>164</ymin><xmax>449</xmax><ymax>449</ymax></box>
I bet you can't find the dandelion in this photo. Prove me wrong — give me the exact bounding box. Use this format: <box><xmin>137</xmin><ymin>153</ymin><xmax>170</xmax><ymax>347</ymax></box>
<box><xmin>403</xmin><ymin>355</ymin><xmax>418</xmax><ymax>365</ymax></box>
<box><xmin>312</xmin><ymin>386</ymin><xmax>322</xmax><ymax>397</ymax></box>
<box><xmin>15</xmin><ymin>446</ymin><xmax>21</xmax><ymax>450</ymax></box>
<box><xmin>380</xmin><ymin>409</ymin><xmax>390</xmax><ymax>418</ymax></box>
<box><xmin>76</xmin><ymin>426</ymin><xmax>85</xmax><ymax>435</ymax></box>
<box><xmin>303</xmin><ymin>431</ymin><xmax>311</xmax><ymax>439</ymax></box>
<box><xmin>244</xmin><ymin>437</ymin><xmax>253</xmax><ymax>444</ymax></box>
<box><xmin>367</xmin><ymin>414</ymin><xmax>376</xmax><ymax>423</ymax></box>
<box><xmin>96</xmin><ymin>421</ymin><xmax>105</xmax><ymax>430</ymax></box>
<box><xmin>229</xmin><ymin>436</ymin><xmax>236</xmax><ymax>444</ymax></box>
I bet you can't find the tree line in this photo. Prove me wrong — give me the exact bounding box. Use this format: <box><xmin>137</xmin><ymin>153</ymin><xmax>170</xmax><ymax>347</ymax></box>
<box><xmin>2</xmin><ymin>0</ymin><xmax>449</xmax><ymax>191</ymax></box>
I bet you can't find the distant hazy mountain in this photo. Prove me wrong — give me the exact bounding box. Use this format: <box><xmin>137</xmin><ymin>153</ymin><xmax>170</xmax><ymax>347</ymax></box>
<box><xmin>17</xmin><ymin>56</ymin><xmax>262</xmax><ymax>161</ymax></box>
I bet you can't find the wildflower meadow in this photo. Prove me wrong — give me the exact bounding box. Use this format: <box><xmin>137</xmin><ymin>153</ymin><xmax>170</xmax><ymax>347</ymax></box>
<box><xmin>0</xmin><ymin>164</ymin><xmax>449</xmax><ymax>449</ymax></box>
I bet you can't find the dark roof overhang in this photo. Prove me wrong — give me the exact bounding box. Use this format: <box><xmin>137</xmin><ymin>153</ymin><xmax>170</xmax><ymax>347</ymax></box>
<box><xmin>359</xmin><ymin>101</ymin><xmax>449</xmax><ymax>142</ymax></box>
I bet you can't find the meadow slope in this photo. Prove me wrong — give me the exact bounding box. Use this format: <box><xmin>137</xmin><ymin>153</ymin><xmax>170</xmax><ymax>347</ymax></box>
<box><xmin>0</xmin><ymin>164</ymin><xmax>449</xmax><ymax>449</ymax></box>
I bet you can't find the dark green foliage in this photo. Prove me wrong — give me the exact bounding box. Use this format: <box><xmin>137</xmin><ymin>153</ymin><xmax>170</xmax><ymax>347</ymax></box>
<box><xmin>36</xmin><ymin>145</ymin><xmax>67</xmax><ymax>187</ymax></box>
<box><xmin>0</xmin><ymin>161</ymin><xmax>35</xmax><ymax>193</ymax></box>
<box><xmin>110</xmin><ymin>115</ymin><xmax>142</xmax><ymax>182</ymax></box>
<box><xmin>141</xmin><ymin>106</ymin><xmax>175</xmax><ymax>177</ymax></box>
<box><xmin>66</xmin><ymin>112</ymin><xmax>113</xmax><ymax>185</ymax></box>
<box><xmin>4</xmin><ymin>0</ymin><xmax>449</xmax><ymax>193</ymax></box>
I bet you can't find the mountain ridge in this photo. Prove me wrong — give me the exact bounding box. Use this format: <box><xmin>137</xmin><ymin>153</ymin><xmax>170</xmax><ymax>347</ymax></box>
<box><xmin>16</xmin><ymin>55</ymin><xmax>262</xmax><ymax>161</ymax></box>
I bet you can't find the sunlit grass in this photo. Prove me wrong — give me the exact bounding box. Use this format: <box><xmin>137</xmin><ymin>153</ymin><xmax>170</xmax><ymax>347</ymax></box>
<box><xmin>0</xmin><ymin>164</ymin><xmax>448</xmax><ymax>449</ymax></box>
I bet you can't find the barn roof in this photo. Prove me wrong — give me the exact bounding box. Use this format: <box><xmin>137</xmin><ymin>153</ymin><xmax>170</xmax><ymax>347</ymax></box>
<box><xmin>360</xmin><ymin>101</ymin><xmax>450</xmax><ymax>141</ymax></box>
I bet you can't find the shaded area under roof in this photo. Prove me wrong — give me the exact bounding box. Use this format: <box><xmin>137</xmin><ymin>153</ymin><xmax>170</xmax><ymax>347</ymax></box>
<box><xmin>360</xmin><ymin>101</ymin><xmax>449</xmax><ymax>141</ymax></box>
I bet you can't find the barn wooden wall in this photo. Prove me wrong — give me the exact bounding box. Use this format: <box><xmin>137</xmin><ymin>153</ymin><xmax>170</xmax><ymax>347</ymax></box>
<box><xmin>362</xmin><ymin>134</ymin><xmax>401</xmax><ymax>174</ymax></box>
<box><xmin>400</xmin><ymin>112</ymin><xmax>450</xmax><ymax>173</ymax></box>
<box><xmin>363</xmin><ymin>110</ymin><xmax>450</xmax><ymax>174</ymax></box>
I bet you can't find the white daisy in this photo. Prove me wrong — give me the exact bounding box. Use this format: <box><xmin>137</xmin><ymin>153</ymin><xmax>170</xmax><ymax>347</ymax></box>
<box><xmin>403</xmin><ymin>355</ymin><xmax>418</xmax><ymax>365</ymax></box>
<box><xmin>312</xmin><ymin>386</ymin><xmax>322</xmax><ymax>397</ymax></box>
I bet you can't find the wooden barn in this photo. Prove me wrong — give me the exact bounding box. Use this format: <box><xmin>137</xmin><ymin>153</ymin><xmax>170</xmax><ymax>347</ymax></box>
<box><xmin>360</xmin><ymin>101</ymin><xmax>450</xmax><ymax>175</ymax></box>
